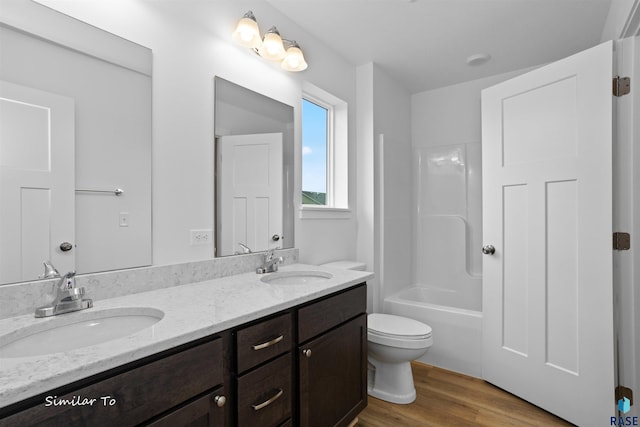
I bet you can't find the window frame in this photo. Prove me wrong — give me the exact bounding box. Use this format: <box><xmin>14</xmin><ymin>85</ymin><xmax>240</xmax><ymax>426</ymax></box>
<box><xmin>300</xmin><ymin>82</ymin><xmax>350</xmax><ymax>219</ymax></box>
<box><xmin>301</xmin><ymin>95</ymin><xmax>334</xmax><ymax>207</ymax></box>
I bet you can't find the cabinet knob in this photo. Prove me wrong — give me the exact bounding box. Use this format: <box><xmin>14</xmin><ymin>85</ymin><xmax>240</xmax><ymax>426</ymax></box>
<box><xmin>59</xmin><ymin>242</ymin><xmax>73</xmax><ymax>252</ymax></box>
<box><xmin>214</xmin><ymin>395</ymin><xmax>226</xmax><ymax>408</ymax></box>
<box><xmin>302</xmin><ymin>348</ymin><xmax>312</xmax><ymax>358</ymax></box>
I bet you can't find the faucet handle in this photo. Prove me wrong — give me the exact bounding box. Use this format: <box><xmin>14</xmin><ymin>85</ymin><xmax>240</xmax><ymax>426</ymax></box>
<box><xmin>265</xmin><ymin>248</ymin><xmax>275</xmax><ymax>260</ymax></box>
<box><xmin>59</xmin><ymin>271</ymin><xmax>77</xmax><ymax>290</ymax></box>
<box><xmin>238</xmin><ymin>243</ymin><xmax>252</xmax><ymax>254</ymax></box>
<box><xmin>41</xmin><ymin>261</ymin><xmax>60</xmax><ymax>279</ymax></box>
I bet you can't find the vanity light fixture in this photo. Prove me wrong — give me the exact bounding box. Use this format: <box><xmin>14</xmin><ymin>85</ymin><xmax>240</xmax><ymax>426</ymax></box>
<box><xmin>232</xmin><ymin>11</ymin><xmax>262</xmax><ymax>49</ymax></box>
<box><xmin>233</xmin><ymin>11</ymin><xmax>308</xmax><ymax>72</ymax></box>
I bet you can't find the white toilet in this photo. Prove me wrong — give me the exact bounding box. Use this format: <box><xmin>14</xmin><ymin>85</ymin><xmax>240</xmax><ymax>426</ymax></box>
<box><xmin>320</xmin><ymin>261</ymin><xmax>433</xmax><ymax>404</ymax></box>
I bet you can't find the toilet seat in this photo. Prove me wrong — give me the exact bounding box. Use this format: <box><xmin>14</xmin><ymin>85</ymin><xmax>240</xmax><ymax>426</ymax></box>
<box><xmin>368</xmin><ymin>313</ymin><xmax>433</xmax><ymax>349</ymax></box>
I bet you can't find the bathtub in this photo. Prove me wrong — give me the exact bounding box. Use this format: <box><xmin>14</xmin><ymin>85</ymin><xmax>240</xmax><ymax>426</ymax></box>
<box><xmin>383</xmin><ymin>286</ymin><xmax>483</xmax><ymax>378</ymax></box>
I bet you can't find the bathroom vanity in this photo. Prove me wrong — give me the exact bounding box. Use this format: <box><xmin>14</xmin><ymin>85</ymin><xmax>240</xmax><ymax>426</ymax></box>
<box><xmin>0</xmin><ymin>265</ymin><xmax>369</xmax><ymax>427</ymax></box>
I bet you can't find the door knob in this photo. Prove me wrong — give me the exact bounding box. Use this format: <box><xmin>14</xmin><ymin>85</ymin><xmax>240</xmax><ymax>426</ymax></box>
<box><xmin>59</xmin><ymin>242</ymin><xmax>73</xmax><ymax>252</ymax></box>
<box><xmin>482</xmin><ymin>245</ymin><xmax>495</xmax><ymax>255</ymax></box>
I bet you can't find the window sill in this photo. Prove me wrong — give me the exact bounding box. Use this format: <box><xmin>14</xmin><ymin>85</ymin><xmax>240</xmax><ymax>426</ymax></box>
<box><xmin>299</xmin><ymin>206</ymin><xmax>352</xmax><ymax>220</ymax></box>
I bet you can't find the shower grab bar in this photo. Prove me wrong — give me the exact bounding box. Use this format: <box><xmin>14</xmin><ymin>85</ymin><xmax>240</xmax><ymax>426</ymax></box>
<box><xmin>75</xmin><ymin>188</ymin><xmax>124</xmax><ymax>196</ymax></box>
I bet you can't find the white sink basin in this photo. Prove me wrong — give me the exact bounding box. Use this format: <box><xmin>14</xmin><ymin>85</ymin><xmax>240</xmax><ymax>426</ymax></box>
<box><xmin>0</xmin><ymin>307</ymin><xmax>164</xmax><ymax>358</ymax></box>
<box><xmin>260</xmin><ymin>270</ymin><xmax>333</xmax><ymax>285</ymax></box>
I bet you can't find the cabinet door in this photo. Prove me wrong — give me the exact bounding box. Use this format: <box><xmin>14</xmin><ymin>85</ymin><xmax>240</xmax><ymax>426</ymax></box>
<box><xmin>299</xmin><ymin>314</ymin><xmax>367</xmax><ymax>427</ymax></box>
<box><xmin>145</xmin><ymin>387</ymin><xmax>227</xmax><ymax>427</ymax></box>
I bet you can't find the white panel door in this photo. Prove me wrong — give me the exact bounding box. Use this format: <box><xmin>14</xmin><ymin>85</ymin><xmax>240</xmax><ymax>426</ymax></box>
<box><xmin>0</xmin><ymin>80</ymin><xmax>75</xmax><ymax>283</ymax></box>
<box><xmin>481</xmin><ymin>41</ymin><xmax>614</xmax><ymax>425</ymax></box>
<box><xmin>218</xmin><ymin>133</ymin><xmax>283</xmax><ymax>256</ymax></box>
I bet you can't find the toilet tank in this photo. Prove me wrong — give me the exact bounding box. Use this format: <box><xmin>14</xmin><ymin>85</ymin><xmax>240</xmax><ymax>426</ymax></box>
<box><xmin>320</xmin><ymin>261</ymin><xmax>366</xmax><ymax>271</ymax></box>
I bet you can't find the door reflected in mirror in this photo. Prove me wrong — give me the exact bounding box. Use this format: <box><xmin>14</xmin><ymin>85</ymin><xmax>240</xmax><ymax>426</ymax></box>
<box><xmin>214</xmin><ymin>77</ymin><xmax>294</xmax><ymax>257</ymax></box>
<box><xmin>0</xmin><ymin>15</ymin><xmax>152</xmax><ymax>285</ymax></box>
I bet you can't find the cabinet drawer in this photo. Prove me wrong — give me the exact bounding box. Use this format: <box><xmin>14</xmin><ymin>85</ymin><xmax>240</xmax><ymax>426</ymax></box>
<box><xmin>298</xmin><ymin>284</ymin><xmax>366</xmax><ymax>343</ymax></box>
<box><xmin>2</xmin><ymin>338</ymin><xmax>224</xmax><ymax>427</ymax></box>
<box><xmin>237</xmin><ymin>353</ymin><xmax>292</xmax><ymax>427</ymax></box>
<box><xmin>145</xmin><ymin>386</ymin><xmax>227</xmax><ymax>427</ymax></box>
<box><xmin>236</xmin><ymin>312</ymin><xmax>292</xmax><ymax>373</ymax></box>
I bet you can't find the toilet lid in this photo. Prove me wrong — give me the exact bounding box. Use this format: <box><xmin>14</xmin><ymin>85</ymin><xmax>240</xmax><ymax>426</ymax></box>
<box><xmin>368</xmin><ymin>313</ymin><xmax>432</xmax><ymax>339</ymax></box>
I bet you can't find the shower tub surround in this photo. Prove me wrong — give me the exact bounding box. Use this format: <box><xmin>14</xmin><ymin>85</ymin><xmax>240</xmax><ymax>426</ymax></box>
<box><xmin>398</xmin><ymin>143</ymin><xmax>483</xmax><ymax>377</ymax></box>
<box><xmin>0</xmin><ymin>251</ymin><xmax>372</xmax><ymax>409</ymax></box>
<box><xmin>385</xmin><ymin>286</ymin><xmax>482</xmax><ymax>377</ymax></box>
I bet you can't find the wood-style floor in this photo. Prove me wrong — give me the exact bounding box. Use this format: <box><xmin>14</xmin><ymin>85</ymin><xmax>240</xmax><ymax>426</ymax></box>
<box><xmin>357</xmin><ymin>362</ymin><xmax>574</xmax><ymax>427</ymax></box>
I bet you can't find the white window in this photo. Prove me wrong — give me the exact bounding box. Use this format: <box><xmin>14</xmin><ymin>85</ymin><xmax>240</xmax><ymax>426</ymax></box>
<box><xmin>301</xmin><ymin>82</ymin><xmax>349</xmax><ymax>218</ymax></box>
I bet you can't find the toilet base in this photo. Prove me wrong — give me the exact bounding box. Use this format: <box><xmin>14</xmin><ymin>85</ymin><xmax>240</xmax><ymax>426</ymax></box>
<box><xmin>368</xmin><ymin>384</ymin><xmax>416</xmax><ymax>405</ymax></box>
<box><xmin>367</xmin><ymin>358</ymin><xmax>417</xmax><ymax>404</ymax></box>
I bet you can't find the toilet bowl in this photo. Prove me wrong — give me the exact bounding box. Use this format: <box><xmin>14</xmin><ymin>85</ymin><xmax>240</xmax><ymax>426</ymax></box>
<box><xmin>367</xmin><ymin>313</ymin><xmax>432</xmax><ymax>404</ymax></box>
<box><xmin>320</xmin><ymin>261</ymin><xmax>434</xmax><ymax>405</ymax></box>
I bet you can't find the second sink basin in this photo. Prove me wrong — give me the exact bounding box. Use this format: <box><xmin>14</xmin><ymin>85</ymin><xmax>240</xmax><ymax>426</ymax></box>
<box><xmin>0</xmin><ymin>307</ymin><xmax>164</xmax><ymax>358</ymax></box>
<box><xmin>260</xmin><ymin>270</ymin><xmax>333</xmax><ymax>285</ymax></box>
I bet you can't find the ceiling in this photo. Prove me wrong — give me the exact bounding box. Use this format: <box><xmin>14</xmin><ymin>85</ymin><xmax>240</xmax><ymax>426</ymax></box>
<box><xmin>265</xmin><ymin>0</ymin><xmax>613</xmax><ymax>94</ymax></box>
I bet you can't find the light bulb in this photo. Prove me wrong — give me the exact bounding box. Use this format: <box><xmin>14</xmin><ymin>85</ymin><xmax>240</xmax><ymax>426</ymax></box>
<box><xmin>282</xmin><ymin>44</ymin><xmax>307</xmax><ymax>72</ymax></box>
<box><xmin>258</xmin><ymin>27</ymin><xmax>286</xmax><ymax>61</ymax></box>
<box><xmin>232</xmin><ymin>12</ymin><xmax>261</xmax><ymax>49</ymax></box>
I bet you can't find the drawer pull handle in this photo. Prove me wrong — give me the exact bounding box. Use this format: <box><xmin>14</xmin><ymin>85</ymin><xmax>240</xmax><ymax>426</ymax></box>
<box><xmin>252</xmin><ymin>335</ymin><xmax>284</xmax><ymax>351</ymax></box>
<box><xmin>252</xmin><ymin>388</ymin><xmax>284</xmax><ymax>411</ymax></box>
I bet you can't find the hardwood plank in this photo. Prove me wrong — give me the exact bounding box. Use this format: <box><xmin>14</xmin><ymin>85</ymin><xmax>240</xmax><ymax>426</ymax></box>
<box><xmin>358</xmin><ymin>362</ymin><xmax>574</xmax><ymax>427</ymax></box>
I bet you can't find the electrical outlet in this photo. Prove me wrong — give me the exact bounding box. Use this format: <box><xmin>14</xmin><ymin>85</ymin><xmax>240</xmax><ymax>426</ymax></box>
<box><xmin>190</xmin><ymin>229</ymin><xmax>212</xmax><ymax>246</ymax></box>
<box><xmin>119</xmin><ymin>212</ymin><xmax>130</xmax><ymax>227</ymax></box>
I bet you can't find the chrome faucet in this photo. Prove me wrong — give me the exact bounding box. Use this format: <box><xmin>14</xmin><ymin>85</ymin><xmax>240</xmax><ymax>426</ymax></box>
<box><xmin>35</xmin><ymin>268</ymin><xmax>93</xmax><ymax>318</ymax></box>
<box><xmin>41</xmin><ymin>260</ymin><xmax>60</xmax><ymax>279</ymax></box>
<box><xmin>237</xmin><ymin>243</ymin><xmax>252</xmax><ymax>254</ymax></box>
<box><xmin>256</xmin><ymin>249</ymin><xmax>284</xmax><ymax>274</ymax></box>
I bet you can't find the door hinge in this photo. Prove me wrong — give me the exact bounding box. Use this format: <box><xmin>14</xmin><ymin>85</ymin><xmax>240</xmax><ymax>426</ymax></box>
<box><xmin>616</xmin><ymin>386</ymin><xmax>634</xmax><ymax>406</ymax></box>
<box><xmin>613</xmin><ymin>232</ymin><xmax>631</xmax><ymax>250</ymax></box>
<box><xmin>613</xmin><ymin>76</ymin><xmax>631</xmax><ymax>97</ymax></box>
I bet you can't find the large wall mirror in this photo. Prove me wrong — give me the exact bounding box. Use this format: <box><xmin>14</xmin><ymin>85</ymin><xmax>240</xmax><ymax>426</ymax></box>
<box><xmin>214</xmin><ymin>77</ymin><xmax>294</xmax><ymax>257</ymax></box>
<box><xmin>0</xmin><ymin>7</ymin><xmax>152</xmax><ymax>285</ymax></box>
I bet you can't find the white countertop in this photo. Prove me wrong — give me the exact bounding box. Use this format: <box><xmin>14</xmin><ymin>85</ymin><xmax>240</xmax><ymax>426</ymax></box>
<box><xmin>0</xmin><ymin>264</ymin><xmax>372</xmax><ymax>409</ymax></box>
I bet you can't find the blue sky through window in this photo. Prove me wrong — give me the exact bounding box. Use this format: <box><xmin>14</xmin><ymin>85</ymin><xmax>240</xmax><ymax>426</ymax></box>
<box><xmin>302</xmin><ymin>99</ymin><xmax>327</xmax><ymax>195</ymax></box>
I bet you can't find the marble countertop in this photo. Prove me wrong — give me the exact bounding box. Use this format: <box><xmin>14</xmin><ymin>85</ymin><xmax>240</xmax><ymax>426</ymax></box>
<box><xmin>0</xmin><ymin>264</ymin><xmax>373</xmax><ymax>409</ymax></box>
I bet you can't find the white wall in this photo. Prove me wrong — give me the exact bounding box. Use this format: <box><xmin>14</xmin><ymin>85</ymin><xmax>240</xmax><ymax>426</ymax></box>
<box><xmin>601</xmin><ymin>0</ymin><xmax>640</xmax><ymax>41</ymax></box>
<box><xmin>29</xmin><ymin>0</ymin><xmax>359</xmax><ymax>267</ymax></box>
<box><xmin>355</xmin><ymin>63</ymin><xmax>412</xmax><ymax>312</ymax></box>
<box><xmin>356</xmin><ymin>64</ymin><xmax>377</xmax><ymax>312</ymax></box>
<box><xmin>373</xmin><ymin>66</ymin><xmax>412</xmax><ymax>303</ymax></box>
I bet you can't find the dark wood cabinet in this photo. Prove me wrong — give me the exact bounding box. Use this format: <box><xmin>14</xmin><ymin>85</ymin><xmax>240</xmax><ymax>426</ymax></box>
<box><xmin>0</xmin><ymin>337</ymin><xmax>228</xmax><ymax>427</ymax></box>
<box><xmin>299</xmin><ymin>315</ymin><xmax>367</xmax><ymax>427</ymax></box>
<box><xmin>297</xmin><ymin>285</ymin><xmax>367</xmax><ymax>427</ymax></box>
<box><xmin>236</xmin><ymin>353</ymin><xmax>292</xmax><ymax>426</ymax></box>
<box><xmin>232</xmin><ymin>283</ymin><xmax>367</xmax><ymax>427</ymax></box>
<box><xmin>236</xmin><ymin>312</ymin><xmax>292</xmax><ymax>374</ymax></box>
<box><xmin>1</xmin><ymin>283</ymin><xmax>367</xmax><ymax>427</ymax></box>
